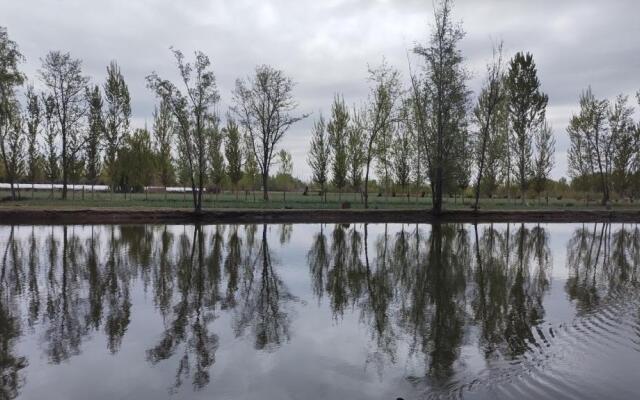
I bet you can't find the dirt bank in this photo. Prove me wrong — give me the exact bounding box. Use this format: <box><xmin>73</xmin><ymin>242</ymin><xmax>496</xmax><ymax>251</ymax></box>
<box><xmin>2</xmin><ymin>207</ymin><xmax>640</xmax><ymax>225</ymax></box>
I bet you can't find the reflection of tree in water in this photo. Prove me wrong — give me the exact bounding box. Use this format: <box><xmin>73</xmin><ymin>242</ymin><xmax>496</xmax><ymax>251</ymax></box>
<box><xmin>233</xmin><ymin>224</ymin><xmax>297</xmax><ymax>351</ymax></box>
<box><xmin>146</xmin><ymin>226</ymin><xmax>220</xmax><ymax>391</ymax></box>
<box><xmin>306</xmin><ymin>222</ymin><xmax>553</xmax><ymax>386</ymax></box>
<box><xmin>566</xmin><ymin>223</ymin><xmax>640</xmax><ymax>314</ymax></box>
<box><xmin>0</xmin><ymin>226</ymin><xmax>28</xmax><ymax>400</ymax></box>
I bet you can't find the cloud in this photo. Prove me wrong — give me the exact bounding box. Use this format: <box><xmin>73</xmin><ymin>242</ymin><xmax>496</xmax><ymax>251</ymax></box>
<box><xmin>2</xmin><ymin>0</ymin><xmax>638</xmax><ymax>180</ymax></box>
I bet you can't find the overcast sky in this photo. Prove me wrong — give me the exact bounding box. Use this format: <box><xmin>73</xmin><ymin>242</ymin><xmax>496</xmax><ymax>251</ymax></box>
<box><xmin>2</xmin><ymin>0</ymin><xmax>639</xmax><ymax>180</ymax></box>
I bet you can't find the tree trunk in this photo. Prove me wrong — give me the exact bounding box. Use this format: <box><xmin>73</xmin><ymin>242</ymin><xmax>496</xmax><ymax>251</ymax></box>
<box><xmin>262</xmin><ymin>172</ymin><xmax>269</xmax><ymax>201</ymax></box>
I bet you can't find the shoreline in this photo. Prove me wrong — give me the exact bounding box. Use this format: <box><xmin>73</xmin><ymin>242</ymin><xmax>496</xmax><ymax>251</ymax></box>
<box><xmin>1</xmin><ymin>207</ymin><xmax>640</xmax><ymax>225</ymax></box>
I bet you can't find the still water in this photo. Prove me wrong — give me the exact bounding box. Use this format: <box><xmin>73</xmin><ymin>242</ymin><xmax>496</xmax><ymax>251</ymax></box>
<box><xmin>0</xmin><ymin>223</ymin><xmax>638</xmax><ymax>400</ymax></box>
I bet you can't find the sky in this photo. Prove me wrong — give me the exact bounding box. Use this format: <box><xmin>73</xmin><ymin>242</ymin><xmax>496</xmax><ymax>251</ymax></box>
<box><xmin>2</xmin><ymin>0</ymin><xmax>639</xmax><ymax>181</ymax></box>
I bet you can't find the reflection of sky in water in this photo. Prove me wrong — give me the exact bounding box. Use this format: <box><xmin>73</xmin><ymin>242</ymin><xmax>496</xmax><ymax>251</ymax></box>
<box><xmin>1</xmin><ymin>223</ymin><xmax>638</xmax><ymax>400</ymax></box>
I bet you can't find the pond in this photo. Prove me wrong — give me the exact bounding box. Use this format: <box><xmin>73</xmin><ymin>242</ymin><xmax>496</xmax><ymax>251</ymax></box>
<box><xmin>0</xmin><ymin>223</ymin><xmax>638</xmax><ymax>399</ymax></box>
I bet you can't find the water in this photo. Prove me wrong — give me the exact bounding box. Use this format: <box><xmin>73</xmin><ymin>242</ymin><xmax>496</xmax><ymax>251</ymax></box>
<box><xmin>0</xmin><ymin>223</ymin><xmax>638</xmax><ymax>400</ymax></box>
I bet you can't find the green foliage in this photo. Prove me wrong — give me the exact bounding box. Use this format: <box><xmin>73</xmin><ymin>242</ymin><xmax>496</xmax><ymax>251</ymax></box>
<box><xmin>506</xmin><ymin>52</ymin><xmax>548</xmax><ymax>200</ymax></box>
<box><xmin>328</xmin><ymin>95</ymin><xmax>349</xmax><ymax>191</ymax></box>
<box><xmin>308</xmin><ymin>114</ymin><xmax>330</xmax><ymax>192</ymax></box>
<box><xmin>208</xmin><ymin>119</ymin><xmax>225</xmax><ymax>188</ymax></box>
<box><xmin>223</xmin><ymin>117</ymin><xmax>243</xmax><ymax>189</ymax></box>
<box><xmin>86</xmin><ymin>84</ymin><xmax>104</xmax><ymax>185</ymax></box>
<box><xmin>115</xmin><ymin>128</ymin><xmax>155</xmax><ymax>191</ymax></box>
<box><xmin>152</xmin><ymin>98</ymin><xmax>175</xmax><ymax>187</ymax></box>
<box><xmin>103</xmin><ymin>60</ymin><xmax>131</xmax><ymax>186</ymax></box>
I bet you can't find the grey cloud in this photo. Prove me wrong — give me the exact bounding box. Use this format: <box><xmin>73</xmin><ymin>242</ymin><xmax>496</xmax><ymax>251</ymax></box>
<box><xmin>1</xmin><ymin>0</ymin><xmax>638</xmax><ymax>180</ymax></box>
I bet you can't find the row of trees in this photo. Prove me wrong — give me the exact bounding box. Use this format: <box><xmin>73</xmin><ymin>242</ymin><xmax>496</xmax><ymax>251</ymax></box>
<box><xmin>307</xmin><ymin>2</ymin><xmax>556</xmax><ymax>211</ymax></box>
<box><xmin>0</xmin><ymin>27</ymin><xmax>305</xmax><ymax>211</ymax></box>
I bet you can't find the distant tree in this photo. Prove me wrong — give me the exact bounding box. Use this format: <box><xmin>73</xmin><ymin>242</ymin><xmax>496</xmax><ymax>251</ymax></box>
<box><xmin>243</xmin><ymin>148</ymin><xmax>259</xmax><ymax>191</ymax></box>
<box><xmin>472</xmin><ymin>43</ymin><xmax>505</xmax><ymax>210</ymax></box>
<box><xmin>42</xmin><ymin>94</ymin><xmax>59</xmax><ymax>188</ymax></box>
<box><xmin>152</xmin><ymin>98</ymin><xmax>175</xmax><ymax>189</ymax></box>
<box><xmin>531</xmin><ymin>120</ymin><xmax>555</xmax><ymax>200</ymax></box>
<box><xmin>207</xmin><ymin>118</ymin><xmax>225</xmax><ymax>190</ymax></box>
<box><xmin>346</xmin><ymin>107</ymin><xmax>365</xmax><ymax>192</ymax></box>
<box><xmin>25</xmin><ymin>85</ymin><xmax>42</xmax><ymax>189</ymax></box>
<box><xmin>223</xmin><ymin>117</ymin><xmax>243</xmax><ymax>192</ymax></box>
<box><xmin>506</xmin><ymin>52</ymin><xmax>548</xmax><ymax>203</ymax></box>
<box><xmin>307</xmin><ymin>114</ymin><xmax>331</xmax><ymax>196</ymax></box>
<box><xmin>411</xmin><ymin>0</ymin><xmax>470</xmax><ymax>214</ymax></box>
<box><xmin>277</xmin><ymin>149</ymin><xmax>293</xmax><ymax>176</ymax></box>
<box><xmin>483</xmin><ymin>102</ymin><xmax>508</xmax><ymax>197</ymax></box>
<box><xmin>567</xmin><ymin>88</ymin><xmax>611</xmax><ymax>205</ymax></box>
<box><xmin>116</xmin><ymin>128</ymin><xmax>155</xmax><ymax>193</ymax></box>
<box><xmin>375</xmin><ymin>99</ymin><xmax>394</xmax><ymax>196</ymax></box>
<box><xmin>362</xmin><ymin>60</ymin><xmax>401</xmax><ymax>208</ymax></box>
<box><xmin>609</xmin><ymin>95</ymin><xmax>637</xmax><ymax>199</ymax></box>
<box><xmin>39</xmin><ymin>51</ymin><xmax>89</xmax><ymax>199</ymax></box>
<box><xmin>0</xmin><ymin>104</ymin><xmax>24</xmax><ymax>199</ymax></box>
<box><xmin>391</xmin><ymin>103</ymin><xmax>413</xmax><ymax>193</ymax></box>
<box><xmin>0</xmin><ymin>26</ymin><xmax>25</xmax><ymax>200</ymax></box>
<box><xmin>232</xmin><ymin>64</ymin><xmax>307</xmax><ymax>200</ymax></box>
<box><xmin>147</xmin><ymin>49</ymin><xmax>220</xmax><ymax>212</ymax></box>
<box><xmin>85</xmin><ymin>84</ymin><xmax>104</xmax><ymax>188</ymax></box>
<box><xmin>328</xmin><ymin>95</ymin><xmax>349</xmax><ymax>196</ymax></box>
<box><xmin>103</xmin><ymin>61</ymin><xmax>131</xmax><ymax>190</ymax></box>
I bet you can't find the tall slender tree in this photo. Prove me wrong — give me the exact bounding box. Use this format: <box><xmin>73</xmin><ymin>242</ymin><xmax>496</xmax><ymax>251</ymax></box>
<box><xmin>223</xmin><ymin>117</ymin><xmax>243</xmax><ymax>193</ymax></box>
<box><xmin>103</xmin><ymin>61</ymin><xmax>131</xmax><ymax>191</ymax></box>
<box><xmin>152</xmin><ymin>98</ymin><xmax>175</xmax><ymax>190</ymax></box>
<box><xmin>147</xmin><ymin>49</ymin><xmax>220</xmax><ymax>212</ymax></box>
<box><xmin>308</xmin><ymin>114</ymin><xmax>331</xmax><ymax>197</ymax></box>
<box><xmin>85</xmin><ymin>85</ymin><xmax>104</xmax><ymax>189</ymax></box>
<box><xmin>531</xmin><ymin>120</ymin><xmax>555</xmax><ymax>201</ymax></box>
<box><xmin>347</xmin><ymin>107</ymin><xmax>366</xmax><ymax>192</ymax></box>
<box><xmin>363</xmin><ymin>60</ymin><xmax>401</xmax><ymax>208</ymax></box>
<box><xmin>328</xmin><ymin>95</ymin><xmax>349</xmax><ymax>197</ymax></box>
<box><xmin>232</xmin><ymin>65</ymin><xmax>307</xmax><ymax>200</ymax></box>
<box><xmin>25</xmin><ymin>85</ymin><xmax>41</xmax><ymax>192</ymax></box>
<box><xmin>609</xmin><ymin>95</ymin><xmax>637</xmax><ymax>199</ymax></box>
<box><xmin>567</xmin><ymin>88</ymin><xmax>611</xmax><ymax>204</ymax></box>
<box><xmin>411</xmin><ymin>0</ymin><xmax>470</xmax><ymax>214</ymax></box>
<box><xmin>208</xmin><ymin>118</ymin><xmax>225</xmax><ymax>190</ymax></box>
<box><xmin>472</xmin><ymin>43</ymin><xmax>505</xmax><ymax>210</ymax></box>
<box><xmin>39</xmin><ymin>51</ymin><xmax>88</xmax><ymax>199</ymax></box>
<box><xmin>506</xmin><ymin>52</ymin><xmax>548</xmax><ymax>203</ymax></box>
<box><xmin>41</xmin><ymin>94</ymin><xmax>59</xmax><ymax>192</ymax></box>
<box><xmin>0</xmin><ymin>27</ymin><xmax>25</xmax><ymax>200</ymax></box>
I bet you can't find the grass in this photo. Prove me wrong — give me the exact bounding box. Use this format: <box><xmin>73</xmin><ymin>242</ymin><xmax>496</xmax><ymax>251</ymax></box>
<box><xmin>1</xmin><ymin>189</ymin><xmax>638</xmax><ymax>211</ymax></box>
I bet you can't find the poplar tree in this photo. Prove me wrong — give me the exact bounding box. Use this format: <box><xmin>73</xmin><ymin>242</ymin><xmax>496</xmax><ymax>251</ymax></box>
<box><xmin>531</xmin><ymin>120</ymin><xmax>555</xmax><ymax>201</ymax></box>
<box><xmin>506</xmin><ymin>52</ymin><xmax>548</xmax><ymax>203</ymax></box>
<box><xmin>85</xmin><ymin>84</ymin><xmax>104</xmax><ymax>188</ymax></box>
<box><xmin>39</xmin><ymin>51</ymin><xmax>88</xmax><ymax>199</ymax></box>
<box><xmin>103</xmin><ymin>61</ymin><xmax>131</xmax><ymax>191</ymax></box>
<box><xmin>152</xmin><ymin>98</ymin><xmax>175</xmax><ymax>190</ymax></box>
<box><xmin>25</xmin><ymin>85</ymin><xmax>42</xmax><ymax>191</ymax></box>
<box><xmin>223</xmin><ymin>117</ymin><xmax>243</xmax><ymax>193</ymax></box>
<box><xmin>328</xmin><ymin>95</ymin><xmax>349</xmax><ymax>196</ymax></box>
<box><xmin>308</xmin><ymin>114</ymin><xmax>331</xmax><ymax>196</ymax></box>
<box><xmin>411</xmin><ymin>0</ymin><xmax>470</xmax><ymax>214</ymax></box>
<box><xmin>346</xmin><ymin>108</ymin><xmax>365</xmax><ymax>192</ymax></box>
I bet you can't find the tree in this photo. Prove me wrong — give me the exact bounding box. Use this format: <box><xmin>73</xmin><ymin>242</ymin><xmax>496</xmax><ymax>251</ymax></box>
<box><xmin>411</xmin><ymin>0</ymin><xmax>470</xmax><ymax>214</ymax></box>
<box><xmin>223</xmin><ymin>117</ymin><xmax>243</xmax><ymax>192</ymax></box>
<box><xmin>277</xmin><ymin>149</ymin><xmax>293</xmax><ymax>176</ymax></box>
<box><xmin>25</xmin><ymin>85</ymin><xmax>42</xmax><ymax>190</ymax></box>
<box><xmin>147</xmin><ymin>49</ymin><xmax>220</xmax><ymax>212</ymax></box>
<box><xmin>609</xmin><ymin>95</ymin><xmax>637</xmax><ymax>199</ymax></box>
<box><xmin>0</xmin><ymin>104</ymin><xmax>24</xmax><ymax>199</ymax></box>
<box><xmin>347</xmin><ymin>108</ymin><xmax>366</xmax><ymax>192</ymax></box>
<box><xmin>472</xmin><ymin>44</ymin><xmax>505</xmax><ymax>210</ymax></box>
<box><xmin>39</xmin><ymin>51</ymin><xmax>89</xmax><ymax>199</ymax></box>
<box><xmin>328</xmin><ymin>95</ymin><xmax>349</xmax><ymax>196</ymax></box>
<box><xmin>307</xmin><ymin>114</ymin><xmax>331</xmax><ymax>196</ymax></box>
<box><xmin>531</xmin><ymin>120</ymin><xmax>555</xmax><ymax>201</ymax></box>
<box><xmin>85</xmin><ymin>85</ymin><xmax>104</xmax><ymax>188</ymax></box>
<box><xmin>232</xmin><ymin>65</ymin><xmax>307</xmax><ymax>200</ymax></box>
<box><xmin>115</xmin><ymin>128</ymin><xmax>155</xmax><ymax>193</ymax></box>
<box><xmin>0</xmin><ymin>27</ymin><xmax>25</xmax><ymax>200</ymax></box>
<box><xmin>362</xmin><ymin>60</ymin><xmax>401</xmax><ymax>208</ymax></box>
<box><xmin>152</xmin><ymin>98</ymin><xmax>175</xmax><ymax>190</ymax></box>
<box><xmin>207</xmin><ymin>118</ymin><xmax>225</xmax><ymax>190</ymax></box>
<box><xmin>567</xmin><ymin>88</ymin><xmax>611</xmax><ymax>205</ymax></box>
<box><xmin>103</xmin><ymin>61</ymin><xmax>131</xmax><ymax>190</ymax></box>
<box><xmin>506</xmin><ymin>52</ymin><xmax>548</xmax><ymax>203</ymax></box>
<box><xmin>391</xmin><ymin>102</ymin><xmax>413</xmax><ymax>193</ymax></box>
<box><xmin>42</xmin><ymin>94</ymin><xmax>59</xmax><ymax>190</ymax></box>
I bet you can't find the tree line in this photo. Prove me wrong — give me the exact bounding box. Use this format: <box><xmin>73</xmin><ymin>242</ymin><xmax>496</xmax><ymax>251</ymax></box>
<box><xmin>1</xmin><ymin>0</ymin><xmax>639</xmax><ymax>213</ymax></box>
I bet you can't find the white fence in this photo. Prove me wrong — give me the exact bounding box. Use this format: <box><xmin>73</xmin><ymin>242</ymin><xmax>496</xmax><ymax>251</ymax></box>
<box><xmin>0</xmin><ymin>183</ymin><xmax>200</xmax><ymax>193</ymax></box>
